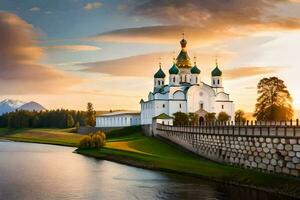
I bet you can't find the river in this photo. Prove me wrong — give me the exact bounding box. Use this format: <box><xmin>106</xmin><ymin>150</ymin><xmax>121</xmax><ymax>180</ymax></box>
<box><xmin>0</xmin><ymin>141</ymin><xmax>292</xmax><ymax>200</ymax></box>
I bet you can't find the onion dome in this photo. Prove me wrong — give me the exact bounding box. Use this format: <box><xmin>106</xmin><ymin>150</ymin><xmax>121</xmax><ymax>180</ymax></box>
<box><xmin>211</xmin><ymin>66</ymin><xmax>222</xmax><ymax>76</ymax></box>
<box><xmin>211</xmin><ymin>58</ymin><xmax>222</xmax><ymax>76</ymax></box>
<box><xmin>154</xmin><ymin>65</ymin><xmax>166</xmax><ymax>78</ymax></box>
<box><xmin>191</xmin><ymin>65</ymin><xmax>201</xmax><ymax>74</ymax></box>
<box><xmin>169</xmin><ymin>63</ymin><xmax>179</xmax><ymax>74</ymax></box>
<box><xmin>176</xmin><ymin>39</ymin><xmax>192</xmax><ymax>68</ymax></box>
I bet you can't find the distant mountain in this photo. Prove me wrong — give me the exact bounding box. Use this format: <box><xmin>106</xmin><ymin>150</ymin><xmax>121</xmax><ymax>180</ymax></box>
<box><xmin>18</xmin><ymin>101</ymin><xmax>45</xmax><ymax>112</ymax></box>
<box><xmin>0</xmin><ymin>99</ymin><xmax>26</xmax><ymax>115</ymax></box>
<box><xmin>0</xmin><ymin>99</ymin><xmax>45</xmax><ymax>115</ymax></box>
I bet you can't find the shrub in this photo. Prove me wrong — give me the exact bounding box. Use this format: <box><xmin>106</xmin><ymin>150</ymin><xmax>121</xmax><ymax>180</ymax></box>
<box><xmin>79</xmin><ymin>136</ymin><xmax>92</xmax><ymax>149</ymax></box>
<box><xmin>217</xmin><ymin>112</ymin><xmax>230</xmax><ymax>122</ymax></box>
<box><xmin>79</xmin><ymin>131</ymin><xmax>106</xmax><ymax>149</ymax></box>
<box><xmin>173</xmin><ymin>112</ymin><xmax>189</xmax><ymax>125</ymax></box>
<box><xmin>205</xmin><ymin>113</ymin><xmax>216</xmax><ymax>122</ymax></box>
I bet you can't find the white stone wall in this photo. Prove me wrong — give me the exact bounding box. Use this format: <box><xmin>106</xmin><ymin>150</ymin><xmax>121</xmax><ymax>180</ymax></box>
<box><xmin>96</xmin><ymin>114</ymin><xmax>141</xmax><ymax>128</ymax></box>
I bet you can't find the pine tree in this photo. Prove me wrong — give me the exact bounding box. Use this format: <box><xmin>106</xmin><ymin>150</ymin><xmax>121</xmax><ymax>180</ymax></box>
<box><xmin>86</xmin><ymin>102</ymin><xmax>96</xmax><ymax>127</ymax></box>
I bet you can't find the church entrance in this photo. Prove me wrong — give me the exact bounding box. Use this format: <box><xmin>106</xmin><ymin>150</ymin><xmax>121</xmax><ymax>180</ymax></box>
<box><xmin>199</xmin><ymin>116</ymin><xmax>204</xmax><ymax>125</ymax></box>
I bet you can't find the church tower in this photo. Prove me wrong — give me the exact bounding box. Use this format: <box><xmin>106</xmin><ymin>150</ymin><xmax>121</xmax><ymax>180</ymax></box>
<box><xmin>169</xmin><ymin>58</ymin><xmax>180</xmax><ymax>86</ymax></box>
<box><xmin>211</xmin><ymin>58</ymin><xmax>224</xmax><ymax>92</ymax></box>
<box><xmin>190</xmin><ymin>57</ymin><xmax>201</xmax><ymax>85</ymax></box>
<box><xmin>176</xmin><ymin>34</ymin><xmax>192</xmax><ymax>84</ymax></box>
<box><xmin>154</xmin><ymin>62</ymin><xmax>166</xmax><ymax>91</ymax></box>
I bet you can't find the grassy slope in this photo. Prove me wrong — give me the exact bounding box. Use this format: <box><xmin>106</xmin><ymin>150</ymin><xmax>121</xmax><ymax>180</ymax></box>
<box><xmin>0</xmin><ymin>128</ymin><xmax>83</xmax><ymax>147</ymax></box>
<box><xmin>77</xmin><ymin>126</ymin><xmax>300</xmax><ymax>198</ymax></box>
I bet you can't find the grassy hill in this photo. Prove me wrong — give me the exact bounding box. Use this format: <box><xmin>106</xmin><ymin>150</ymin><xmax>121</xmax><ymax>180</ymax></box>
<box><xmin>0</xmin><ymin>128</ymin><xmax>83</xmax><ymax>146</ymax></box>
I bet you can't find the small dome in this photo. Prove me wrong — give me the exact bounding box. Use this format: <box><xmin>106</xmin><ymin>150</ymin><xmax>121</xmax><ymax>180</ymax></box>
<box><xmin>191</xmin><ymin>65</ymin><xmax>201</xmax><ymax>74</ymax></box>
<box><xmin>169</xmin><ymin>63</ymin><xmax>179</xmax><ymax>74</ymax></box>
<box><xmin>154</xmin><ymin>67</ymin><xmax>166</xmax><ymax>78</ymax></box>
<box><xmin>211</xmin><ymin>66</ymin><xmax>222</xmax><ymax>76</ymax></box>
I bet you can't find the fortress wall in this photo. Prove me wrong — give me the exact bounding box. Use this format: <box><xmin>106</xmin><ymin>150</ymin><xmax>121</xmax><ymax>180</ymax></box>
<box><xmin>156</xmin><ymin>124</ymin><xmax>300</xmax><ymax>177</ymax></box>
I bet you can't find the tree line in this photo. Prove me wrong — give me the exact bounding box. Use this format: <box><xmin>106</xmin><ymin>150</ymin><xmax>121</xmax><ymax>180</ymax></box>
<box><xmin>173</xmin><ymin>111</ymin><xmax>231</xmax><ymax>126</ymax></box>
<box><xmin>0</xmin><ymin>102</ymin><xmax>96</xmax><ymax>129</ymax></box>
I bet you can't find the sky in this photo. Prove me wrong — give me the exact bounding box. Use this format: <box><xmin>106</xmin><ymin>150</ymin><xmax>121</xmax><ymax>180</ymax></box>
<box><xmin>0</xmin><ymin>0</ymin><xmax>300</xmax><ymax>113</ymax></box>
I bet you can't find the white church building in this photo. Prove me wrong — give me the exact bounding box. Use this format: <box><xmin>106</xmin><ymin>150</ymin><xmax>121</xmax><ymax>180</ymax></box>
<box><xmin>140</xmin><ymin>38</ymin><xmax>235</xmax><ymax>125</ymax></box>
<box><xmin>96</xmin><ymin>37</ymin><xmax>234</xmax><ymax>128</ymax></box>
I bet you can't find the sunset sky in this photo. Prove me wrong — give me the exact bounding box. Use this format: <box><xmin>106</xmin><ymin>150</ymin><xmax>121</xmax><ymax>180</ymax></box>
<box><xmin>1</xmin><ymin>0</ymin><xmax>300</xmax><ymax>113</ymax></box>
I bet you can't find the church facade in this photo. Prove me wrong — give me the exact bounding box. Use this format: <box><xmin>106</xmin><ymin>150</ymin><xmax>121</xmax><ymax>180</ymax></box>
<box><xmin>140</xmin><ymin>38</ymin><xmax>235</xmax><ymax>125</ymax></box>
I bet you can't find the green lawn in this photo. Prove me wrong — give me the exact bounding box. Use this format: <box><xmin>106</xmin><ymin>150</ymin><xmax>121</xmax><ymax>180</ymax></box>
<box><xmin>0</xmin><ymin>128</ymin><xmax>83</xmax><ymax>146</ymax></box>
<box><xmin>78</xmin><ymin>126</ymin><xmax>300</xmax><ymax>198</ymax></box>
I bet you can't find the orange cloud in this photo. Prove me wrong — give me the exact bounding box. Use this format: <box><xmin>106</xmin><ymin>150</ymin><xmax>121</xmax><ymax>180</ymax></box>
<box><xmin>80</xmin><ymin>51</ymin><xmax>278</xmax><ymax>80</ymax></box>
<box><xmin>89</xmin><ymin>25</ymin><xmax>241</xmax><ymax>45</ymax></box>
<box><xmin>223</xmin><ymin>67</ymin><xmax>283</xmax><ymax>80</ymax></box>
<box><xmin>0</xmin><ymin>12</ymin><xmax>82</xmax><ymax>94</ymax></box>
<box><xmin>46</xmin><ymin>45</ymin><xmax>101</xmax><ymax>52</ymax></box>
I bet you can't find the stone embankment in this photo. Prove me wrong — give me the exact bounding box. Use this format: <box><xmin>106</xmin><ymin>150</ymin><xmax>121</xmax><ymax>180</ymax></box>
<box><xmin>156</xmin><ymin>123</ymin><xmax>300</xmax><ymax>177</ymax></box>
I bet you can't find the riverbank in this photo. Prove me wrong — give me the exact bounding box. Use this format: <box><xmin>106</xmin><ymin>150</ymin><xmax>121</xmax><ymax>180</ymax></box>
<box><xmin>0</xmin><ymin>128</ymin><xmax>83</xmax><ymax>147</ymax></box>
<box><xmin>1</xmin><ymin>127</ymin><xmax>300</xmax><ymax>198</ymax></box>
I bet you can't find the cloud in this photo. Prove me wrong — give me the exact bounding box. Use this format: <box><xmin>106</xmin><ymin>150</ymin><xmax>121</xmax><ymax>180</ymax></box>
<box><xmin>89</xmin><ymin>25</ymin><xmax>241</xmax><ymax>45</ymax></box>
<box><xmin>46</xmin><ymin>45</ymin><xmax>101</xmax><ymax>52</ymax></box>
<box><xmin>0</xmin><ymin>12</ymin><xmax>82</xmax><ymax>94</ymax></box>
<box><xmin>79</xmin><ymin>51</ymin><xmax>278</xmax><ymax>80</ymax></box>
<box><xmin>29</xmin><ymin>7</ymin><xmax>40</xmax><ymax>12</ymax></box>
<box><xmin>223</xmin><ymin>67</ymin><xmax>283</xmax><ymax>80</ymax></box>
<box><xmin>89</xmin><ymin>0</ymin><xmax>300</xmax><ymax>44</ymax></box>
<box><xmin>84</xmin><ymin>2</ymin><xmax>102</xmax><ymax>11</ymax></box>
<box><xmin>80</xmin><ymin>53</ymin><xmax>166</xmax><ymax>77</ymax></box>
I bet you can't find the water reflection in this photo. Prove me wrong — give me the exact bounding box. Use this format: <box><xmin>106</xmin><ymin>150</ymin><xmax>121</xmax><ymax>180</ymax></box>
<box><xmin>0</xmin><ymin>141</ymin><xmax>292</xmax><ymax>200</ymax></box>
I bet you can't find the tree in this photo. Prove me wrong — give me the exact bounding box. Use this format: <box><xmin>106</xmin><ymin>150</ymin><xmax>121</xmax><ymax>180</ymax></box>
<box><xmin>205</xmin><ymin>113</ymin><xmax>216</xmax><ymax>122</ymax></box>
<box><xmin>173</xmin><ymin>112</ymin><xmax>189</xmax><ymax>125</ymax></box>
<box><xmin>78</xmin><ymin>131</ymin><xmax>106</xmax><ymax>149</ymax></box>
<box><xmin>188</xmin><ymin>113</ymin><xmax>199</xmax><ymax>125</ymax></box>
<box><xmin>235</xmin><ymin>110</ymin><xmax>246</xmax><ymax>123</ymax></box>
<box><xmin>217</xmin><ymin>112</ymin><xmax>230</xmax><ymax>122</ymax></box>
<box><xmin>66</xmin><ymin>114</ymin><xmax>75</xmax><ymax>128</ymax></box>
<box><xmin>86</xmin><ymin>102</ymin><xmax>96</xmax><ymax>127</ymax></box>
<box><xmin>254</xmin><ymin>77</ymin><xmax>293</xmax><ymax>121</ymax></box>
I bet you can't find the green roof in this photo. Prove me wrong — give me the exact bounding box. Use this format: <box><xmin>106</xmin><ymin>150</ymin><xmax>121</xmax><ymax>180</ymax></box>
<box><xmin>153</xmin><ymin>113</ymin><xmax>173</xmax><ymax>119</ymax></box>
<box><xmin>154</xmin><ymin>67</ymin><xmax>166</xmax><ymax>78</ymax></box>
<box><xmin>191</xmin><ymin>65</ymin><xmax>201</xmax><ymax>74</ymax></box>
<box><xmin>211</xmin><ymin>66</ymin><xmax>222</xmax><ymax>76</ymax></box>
<box><xmin>169</xmin><ymin>63</ymin><xmax>180</xmax><ymax>74</ymax></box>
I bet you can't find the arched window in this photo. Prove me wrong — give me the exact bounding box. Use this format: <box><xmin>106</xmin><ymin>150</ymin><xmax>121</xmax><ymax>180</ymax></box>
<box><xmin>162</xmin><ymin>81</ymin><xmax>164</xmax><ymax>85</ymax></box>
<box><xmin>185</xmin><ymin>75</ymin><xmax>188</xmax><ymax>82</ymax></box>
<box><xmin>173</xmin><ymin>77</ymin><xmax>175</xmax><ymax>83</ymax></box>
<box><xmin>213</xmin><ymin>80</ymin><xmax>215</xmax><ymax>85</ymax></box>
<box><xmin>163</xmin><ymin>104</ymin><xmax>165</xmax><ymax>108</ymax></box>
<box><xmin>218</xmin><ymin>79</ymin><xmax>220</xmax><ymax>84</ymax></box>
<box><xmin>196</xmin><ymin>77</ymin><xmax>198</xmax><ymax>83</ymax></box>
<box><xmin>158</xmin><ymin>80</ymin><xmax>160</xmax><ymax>85</ymax></box>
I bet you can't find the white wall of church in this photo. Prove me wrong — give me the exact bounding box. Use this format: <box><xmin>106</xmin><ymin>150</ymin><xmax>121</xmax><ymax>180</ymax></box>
<box><xmin>215</xmin><ymin>101</ymin><xmax>235</xmax><ymax>120</ymax></box>
<box><xmin>186</xmin><ymin>84</ymin><xmax>215</xmax><ymax>113</ymax></box>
